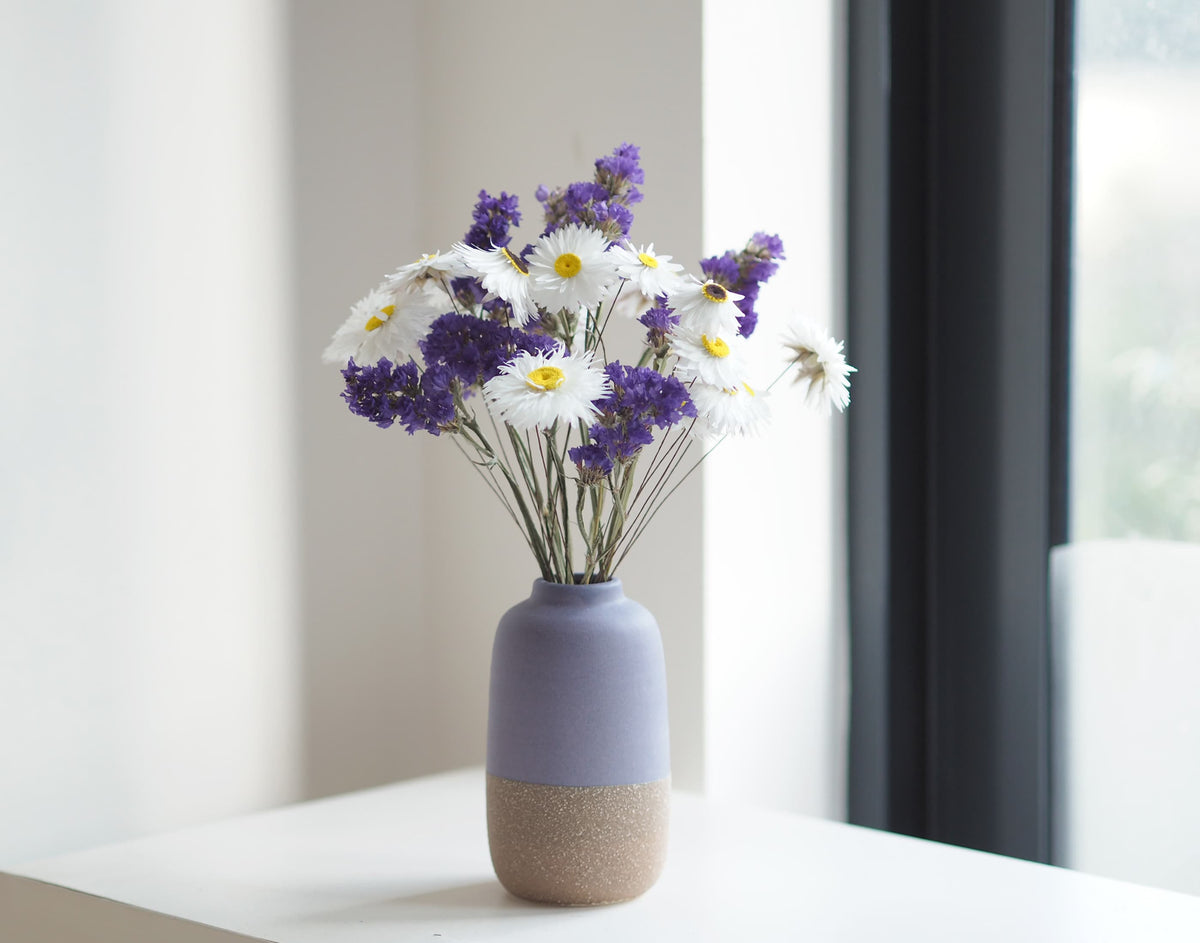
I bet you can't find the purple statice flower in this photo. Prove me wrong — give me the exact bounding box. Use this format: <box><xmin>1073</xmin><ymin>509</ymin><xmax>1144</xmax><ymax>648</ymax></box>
<box><xmin>699</xmin><ymin>231</ymin><xmax>786</xmax><ymax>337</ymax></box>
<box><xmin>537</xmin><ymin>143</ymin><xmax>645</xmax><ymax>239</ymax></box>
<box><xmin>420</xmin><ymin>313</ymin><xmax>557</xmax><ymax>388</ymax></box>
<box><xmin>638</xmin><ymin>303</ymin><xmax>680</xmax><ymax>353</ymax></box>
<box><xmin>582</xmin><ymin>362</ymin><xmax>697</xmax><ymax>465</ymax></box>
<box><xmin>594</xmin><ymin>142</ymin><xmax>644</xmax><ymax>207</ymax></box>
<box><xmin>451</xmin><ymin>276</ymin><xmax>487</xmax><ymax>309</ymax></box>
<box><xmin>463</xmin><ymin>190</ymin><xmax>521</xmax><ymax>249</ymax></box>
<box><xmin>604</xmin><ymin>363</ymin><xmax>697</xmax><ymax>429</ymax></box>
<box><xmin>512</xmin><ymin>327</ymin><xmax>560</xmax><ymax>358</ymax></box>
<box><xmin>453</xmin><ymin>190</ymin><xmax>523</xmax><ymax>308</ymax></box>
<box><xmin>414</xmin><ymin>363</ymin><xmax>457</xmax><ymax>433</ymax></box>
<box><xmin>591</xmin><ymin>419</ymin><xmax>655</xmax><ymax>463</ymax></box>
<box><xmin>594</xmin><ymin>201</ymin><xmax>634</xmax><ymax>236</ymax></box>
<box><xmin>421</xmin><ymin>313</ymin><xmax>507</xmax><ymax>386</ymax></box>
<box><xmin>342</xmin><ymin>357</ymin><xmax>418</xmax><ymax>429</ymax></box>
<box><xmin>568</xmin><ymin>443</ymin><xmax>614</xmax><ymax>484</ymax></box>
<box><xmin>747</xmin><ymin>231</ymin><xmax>785</xmax><ymax>264</ymax></box>
<box><xmin>565</xmin><ymin>181</ymin><xmax>607</xmax><ymax>216</ymax></box>
<box><xmin>699</xmin><ymin>252</ymin><xmax>740</xmax><ymax>287</ymax></box>
<box><xmin>340</xmin><ymin>358</ymin><xmax>456</xmax><ymax>435</ymax></box>
<box><xmin>480</xmin><ymin>295</ymin><xmax>511</xmax><ymax>319</ymax></box>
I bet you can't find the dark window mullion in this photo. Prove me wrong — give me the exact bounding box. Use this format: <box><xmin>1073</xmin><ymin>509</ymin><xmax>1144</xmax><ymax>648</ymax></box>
<box><xmin>847</xmin><ymin>0</ymin><xmax>1070</xmax><ymax>863</ymax></box>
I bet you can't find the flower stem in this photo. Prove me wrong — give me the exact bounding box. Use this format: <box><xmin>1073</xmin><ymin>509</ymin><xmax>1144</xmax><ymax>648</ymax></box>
<box><xmin>459</xmin><ymin>414</ymin><xmax>552</xmax><ymax>580</ymax></box>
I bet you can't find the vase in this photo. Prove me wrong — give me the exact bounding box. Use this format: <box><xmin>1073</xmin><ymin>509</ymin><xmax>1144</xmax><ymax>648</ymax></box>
<box><xmin>485</xmin><ymin>578</ymin><xmax>670</xmax><ymax>906</ymax></box>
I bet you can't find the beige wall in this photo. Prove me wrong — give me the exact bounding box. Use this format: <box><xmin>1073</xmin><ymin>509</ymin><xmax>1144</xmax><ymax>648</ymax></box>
<box><xmin>289</xmin><ymin>0</ymin><xmax>437</xmax><ymax>797</ymax></box>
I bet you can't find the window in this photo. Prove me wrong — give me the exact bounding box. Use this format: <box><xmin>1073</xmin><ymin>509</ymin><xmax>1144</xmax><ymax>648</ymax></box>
<box><xmin>849</xmin><ymin>1</ymin><xmax>1200</xmax><ymax>895</ymax></box>
<box><xmin>1051</xmin><ymin>0</ymin><xmax>1200</xmax><ymax>896</ymax></box>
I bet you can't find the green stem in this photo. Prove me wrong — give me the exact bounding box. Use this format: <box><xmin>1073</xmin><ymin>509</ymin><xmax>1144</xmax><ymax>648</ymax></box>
<box><xmin>547</xmin><ymin>426</ymin><xmax>574</xmax><ymax>580</ymax></box>
<box><xmin>538</xmin><ymin>426</ymin><xmax>569</xmax><ymax>581</ymax></box>
<box><xmin>610</xmin><ymin>429</ymin><xmax>718</xmax><ymax>573</ymax></box>
<box><xmin>516</xmin><ymin>427</ymin><xmax>562</xmax><ymax>581</ymax></box>
<box><xmin>450</xmin><ymin>435</ymin><xmax>543</xmax><ymax>564</ymax></box>
<box><xmin>598</xmin><ymin>456</ymin><xmax>639</xmax><ymax>580</ymax></box>
<box><xmin>586</xmin><ymin>484</ymin><xmax>606</xmax><ymax>581</ymax></box>
<box><xmin>460</xmin><ymin>416</ymin><xmax>552</xmax><ymax>579</ymax></box>
<box><xmin>575</xmin><ymin>480</ymin><xmax>591</xmax><ymax>577</ymax></box>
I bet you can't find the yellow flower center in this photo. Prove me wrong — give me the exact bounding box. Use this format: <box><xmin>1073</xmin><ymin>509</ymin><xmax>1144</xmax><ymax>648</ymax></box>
<box><xmin>637</xmin><ymin>251</ymin><xmax>659</xmax><ymax>269</ymax></box>
<box><xmin>701</xmin><ymin>334</ymin><xmax>730</xmax><ymax>358</ymax></box>
<box><xmin>554</xmin><ymin>253</ymin><xmax>583</xmax><ymax>279</ymax></box>
<box><xmin>501</xmin><ymin>245</ymin><xmax>529</xmax><ymax>275</ymax></box>
<box><xmin>525</xmin><ymin>365</ymin><xmax>567</xmax><ymax>392</ymax></box>
<box><xmin>701</xmin><ymin>282</ymin><xmax>729</xmax><ymax>303</ymax></box>
<box><xmin>364</xmin><ymin>304</ymin><xmax>395</xmax><ymax>332</ymax></box>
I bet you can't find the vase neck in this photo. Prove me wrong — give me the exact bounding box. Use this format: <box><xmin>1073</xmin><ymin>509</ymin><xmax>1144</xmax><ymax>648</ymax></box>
<box><xmin>528</xmin><ymin>578</ymin><xmax>625</xmax><ymax>606</ymax></box>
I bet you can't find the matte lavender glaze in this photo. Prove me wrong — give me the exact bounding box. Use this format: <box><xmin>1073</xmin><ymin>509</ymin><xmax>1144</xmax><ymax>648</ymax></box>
<box><xmin>486</xmin><ymin>579</ymin><xmax>670</xmax><ymax>787</ymax></box>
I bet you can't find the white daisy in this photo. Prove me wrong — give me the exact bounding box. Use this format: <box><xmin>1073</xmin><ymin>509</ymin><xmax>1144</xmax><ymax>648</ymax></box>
<box><xmin>383</xmin><ymin>250</ymin><xmax>470</xmax><ymax>297</ymax></box>
<box><xmin>607</xmin><ymin>241</ymin><xmax>686</xmax><ymax>310</ymax></box>
<box><xmin>668</xmin><ymin>277</ymin><xmax>744</xmax><ymax>336</ymax></box>
<box><xmin>527</xmin><ymin>224</ymin><xmax>618</xmax><ymax>314</ymax></box>
<box><xmin>670</xmin><ymin>324</ymin><xmax>748</xmax><ymax>389</ymax></box>
<box><xmin>782</xmin><ymin>321</ymin><xmax>856</xmax><ymax>415</ymax></box>
<box><xmin>689</xmin><ymin>380</ymin><xmax>771</xmax><ymax>438</ymax></box>
<box><xmin>321</xmin><ymin>283</ymin><xmax>441</xmax><ymax>366</ymax></box>
<box><xmin>482</xmin><ymin>347</ymin><xmax>610</xmax><ymax>432</ymax></box>
<box><xmin>453</xmin><ymin>242</ymin><xmax>538</xmax><ymax>325</ymax></box>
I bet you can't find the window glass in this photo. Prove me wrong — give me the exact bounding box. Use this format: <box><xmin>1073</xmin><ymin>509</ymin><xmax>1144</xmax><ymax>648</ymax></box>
<box><xmin>1071</xmin><ymin>0</ymin><xmax>1200</xmax><ymax>541</ymax></box>
<box><xmin>1053</xmin><ymin>0</ymin><xmax>1200</xmax><ymax>898</ymax></box>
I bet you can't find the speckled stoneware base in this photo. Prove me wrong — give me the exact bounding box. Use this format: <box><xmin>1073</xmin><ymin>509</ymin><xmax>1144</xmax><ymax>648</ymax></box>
<box><xmin>487</xmin><ymin>773</ymin><xmax>670</xmax><ymax>906</ymax></box>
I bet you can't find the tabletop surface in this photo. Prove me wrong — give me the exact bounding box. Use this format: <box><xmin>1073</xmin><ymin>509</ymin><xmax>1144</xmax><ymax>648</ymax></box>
<box><xmin>3</xmin><ymin>767</ymin><xmax>1200</xmax><ymax>942</ymax></box>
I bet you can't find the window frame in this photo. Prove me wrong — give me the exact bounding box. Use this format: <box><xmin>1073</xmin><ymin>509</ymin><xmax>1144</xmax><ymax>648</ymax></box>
<box><xmin>845</xmin><ymin>0</ymin><xmax>1074</xmax><ymax>862</ymax></box>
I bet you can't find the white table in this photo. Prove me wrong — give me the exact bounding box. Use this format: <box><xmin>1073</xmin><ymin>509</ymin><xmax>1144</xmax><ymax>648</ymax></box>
<box><xmin>3</xmin><ymin>768</ymin><xmax>1199</xmax><ymax>941</ymax></box>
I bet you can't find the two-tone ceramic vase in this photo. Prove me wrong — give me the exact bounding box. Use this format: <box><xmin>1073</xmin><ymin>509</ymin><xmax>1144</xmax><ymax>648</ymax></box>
<box><xmin>485</xmin><ymin>578</ymin><xmax>670</xmax><ymax>906</ymax></box>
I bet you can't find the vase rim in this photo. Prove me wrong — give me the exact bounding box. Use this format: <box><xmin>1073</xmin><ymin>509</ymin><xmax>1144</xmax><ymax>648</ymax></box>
<box><xmin>529</xmin><ymin>577</ymin><xmax>624</xmax><ymax>601</ymax></box>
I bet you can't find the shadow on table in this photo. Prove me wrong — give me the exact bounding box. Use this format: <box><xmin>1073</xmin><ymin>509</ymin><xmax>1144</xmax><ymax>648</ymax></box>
<box><xmin>297</xmin><ymin>878</ymin><xmax>599</xmax><ymax>925</ymax></box>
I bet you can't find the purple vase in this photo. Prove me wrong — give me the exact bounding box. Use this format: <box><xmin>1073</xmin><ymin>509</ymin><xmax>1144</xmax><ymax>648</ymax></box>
<box><xmin>486</xmin><ymin>578</ymin><xmax>670</xmax><ymax>905</ymax></box>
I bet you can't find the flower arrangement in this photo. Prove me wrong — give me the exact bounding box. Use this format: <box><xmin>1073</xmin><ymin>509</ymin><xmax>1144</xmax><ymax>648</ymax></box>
<box><xmin>324</xmin><ymin>144</ymin><xmax>854</xmax><ymax>584</ymax></box>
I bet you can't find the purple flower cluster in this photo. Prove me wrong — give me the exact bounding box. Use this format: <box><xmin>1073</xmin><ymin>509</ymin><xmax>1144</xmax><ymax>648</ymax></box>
<box><xmin>341</xmin><ymin>358</ymin><xmax>456</xmax><ymax>435</ymax></box>
<box><xmin>420</xmin><ymin>312</ymin><xmax>558</xmax><ymax>388</ymax></box>
<box><xmin>595</xmin><ymin>143</ymin><xmax>644</xmax><ymax>203</ymax></box>
<box><xmin>536</xmin><ymin>143</ymin><xmax>645</xmax><ymax>240</ymax></box>
<box><xmin>567</xmin><ymin>443</ymin><xmax>613</xmax><ymax>483</ymax></box>
<box><xmin>699</xmin><ymin>231</ymin><xmax>786</xmax><ymax>337</ymax></box>
<box><xmin>463</xmin><ymin>190</ymin><xmax>521</xmax><ymax>249</ymax></box>
<box><xmin>638</xmin><ymin>303</ymin><xmax>680</xmax><ymax>354</ymax></box>
<box><xmin>453</xmin><ymin>190</ymin><xmax>523</xmax><ymax>307</ymax></box>
<box><xmin>570</xmin><ymin>362</ymin><xmax>696</xmax><ymax>477</ymax></box>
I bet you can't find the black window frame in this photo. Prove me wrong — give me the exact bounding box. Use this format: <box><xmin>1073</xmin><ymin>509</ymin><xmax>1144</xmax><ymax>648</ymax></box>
<box><xmin>845</xmin><ymin>0</ymin><xmax>1074</xmax><ymax>862</ymax></box>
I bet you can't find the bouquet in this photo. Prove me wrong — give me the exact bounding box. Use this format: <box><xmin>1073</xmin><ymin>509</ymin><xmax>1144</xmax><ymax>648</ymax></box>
<box><xmin>323</xmin><ymin>144</ymin><xmax>854</xmax><ymax>584</ymax></box>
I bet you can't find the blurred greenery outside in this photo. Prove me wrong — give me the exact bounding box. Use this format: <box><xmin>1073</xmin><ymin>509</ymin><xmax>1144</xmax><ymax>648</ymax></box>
<box><xmin>1071</xmin><ymin>0</ymin><xmax>1200</xmax><ymax>541</ymax></box>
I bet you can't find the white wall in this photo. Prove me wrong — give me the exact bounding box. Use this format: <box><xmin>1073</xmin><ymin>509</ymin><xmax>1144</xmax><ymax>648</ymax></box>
<box><xmin>0</xmin><ymin>0</ymin><xmax>297</xmax><ymax>864</ymax></box>
<box><xmin>702</xmin><ymin>0</ymin><xmax>845</xmax><ymax>817</ymax></box>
